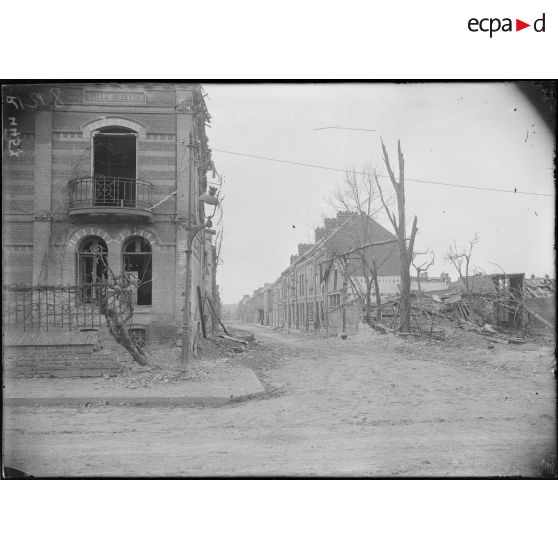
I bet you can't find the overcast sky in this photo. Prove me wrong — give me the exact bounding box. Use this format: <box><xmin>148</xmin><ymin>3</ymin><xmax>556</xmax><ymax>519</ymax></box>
<box><xmin>204</xmin><ymin>83</ymin><xmax>555</xmax><ymax>304</ymax></box>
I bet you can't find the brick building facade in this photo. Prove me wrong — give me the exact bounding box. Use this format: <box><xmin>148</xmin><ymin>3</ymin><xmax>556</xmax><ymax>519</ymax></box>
<box><xmin>239</xmin><ymin>212</ymin><xmax>402</xmax><ymax>335</ymax></box>
<box><xmin>3</xmin><ymin>83</ymin><xmax>220</xmax><ymax>348</ymax></box>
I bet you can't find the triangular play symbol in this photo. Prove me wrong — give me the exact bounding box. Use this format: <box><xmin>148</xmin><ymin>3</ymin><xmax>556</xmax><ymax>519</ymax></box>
<box><xmin>516</xmin><ymin>19</ymin><xmax>530</xmax><ymax>31</ymax></box>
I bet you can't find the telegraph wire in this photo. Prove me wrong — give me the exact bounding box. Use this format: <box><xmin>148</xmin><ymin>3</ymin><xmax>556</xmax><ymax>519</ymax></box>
<box><xmin>314</xmin><ymin>126</ymin><xmax>377</xmax><ymax>132</ymax></box>
<box><xmin>212</xmin><ymin>148</ymin><xmax>554</xmax><ymax>198</ymax></box>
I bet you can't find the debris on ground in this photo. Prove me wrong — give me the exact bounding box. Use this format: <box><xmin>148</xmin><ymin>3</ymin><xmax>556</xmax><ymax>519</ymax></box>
<box><xmin>215</xmin><ymin>333</ymin><xmax>248</xmax><ymax>345</ymax></box>
<box><xmin>365</xmin><ymin>289</ymin><xmax>552</xmax><ymax>347</ymax></box>
<box><xmin>95</xmin><ymin>327</ymin><xmax>286</xmax><ymax>390</ymax></box>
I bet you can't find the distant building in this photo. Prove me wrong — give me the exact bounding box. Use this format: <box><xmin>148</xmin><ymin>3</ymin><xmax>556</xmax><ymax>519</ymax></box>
<box><xmin>238</xmin><ymin>212</ymin><xmax>402</xmax><ymax>335</ymax></box>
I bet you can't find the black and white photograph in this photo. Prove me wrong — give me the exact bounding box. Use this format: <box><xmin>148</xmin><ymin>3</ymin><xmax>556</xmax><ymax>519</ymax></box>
<box><xmin>2</xmin><ymin>81</ymin><xmax>556</xmax><ymax>478</ymax></box>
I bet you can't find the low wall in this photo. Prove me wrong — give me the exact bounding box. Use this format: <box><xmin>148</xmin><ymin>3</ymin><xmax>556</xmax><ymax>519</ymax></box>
<box><xmin>3</xmin><ymin>331</ymin><xmax>122</xmax><ymax>378</ymax></box>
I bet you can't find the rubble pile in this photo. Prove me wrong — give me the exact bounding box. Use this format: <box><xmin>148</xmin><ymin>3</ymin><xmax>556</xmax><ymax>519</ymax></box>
<box><xmin>368</xmin><ymin>288</ymin><xmax>550</xmax><ymax>346</ymax></box>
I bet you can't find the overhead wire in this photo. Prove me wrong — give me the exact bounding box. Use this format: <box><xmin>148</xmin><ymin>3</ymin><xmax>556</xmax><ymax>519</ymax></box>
<box><xmin>212</xmin><ymin>148</ymin><xmax>553</xmax><ymax>198</ymax></box>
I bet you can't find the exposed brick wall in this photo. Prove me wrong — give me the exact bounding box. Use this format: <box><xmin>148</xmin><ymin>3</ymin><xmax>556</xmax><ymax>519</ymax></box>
<box><xmin>2</xmin><ymin>145</ymin><xmax>35</xmax><ymax>214</ymax></box>
<box><xmin>52</xmin><ymin>112</ymin><xmax>176</xmax><ymax>134</ymax></box>
<box><xmin>2</xmin><ymin>247</ymin><xmax>33</xmax><ymax>283</ymax></box>
<box><xmin>151</xmin><ymin>245</ymin><xmax>177</xmax><ymax>320</ymax></box>
<box><xmin>53</xmin><ymin>84</ymin><xmax>177</xmax><ymax>108</ymax></box>
<box><xmin>3</xmin><ymin>198</ymin><xmax>34</xmax><ymax>213</ymax></box>
<box><xmin>3</xmin><ymin>221</ymin><xmax>33</xmax><ymax>244</ymax></box>
<box><xmin>145</xmin><ymin>324</ymin><xmax>180</xmax><ymax>344</ymax></box>
<box><xmin>3</xmin><ymin>83</ymin><xmax>211</xmax><ymax>339</ymax></box>
<box><xmin>4</xmin><ymin>343</ymin><xmax>121</xmax><ymax>378</ymax></box>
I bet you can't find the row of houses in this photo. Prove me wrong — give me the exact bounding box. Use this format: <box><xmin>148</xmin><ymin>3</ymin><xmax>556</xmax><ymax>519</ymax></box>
<box><xmin>237</xmin><ymin>211</ymin><xmax>448</xmax><ymax>336</ymax></box>
<box><xmin>237</xmin><ymin>211</ymin><xmax>555</xmax><ymax>336</ymax></box>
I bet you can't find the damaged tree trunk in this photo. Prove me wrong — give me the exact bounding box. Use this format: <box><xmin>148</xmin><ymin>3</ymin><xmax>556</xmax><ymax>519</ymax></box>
<box><xmin>376</xmin><ymin>139</ymin><xmax>418</xmax><ymax>333</ymax></box>
<box><xmin>100</xmin><ymin>272</ymin><xmax>150</xmax><ymax>366</ymax></box>
<box><xmin>371</xmin><ymin>258</ymin><xmax>382</xmax><ymax>321</ymax></box>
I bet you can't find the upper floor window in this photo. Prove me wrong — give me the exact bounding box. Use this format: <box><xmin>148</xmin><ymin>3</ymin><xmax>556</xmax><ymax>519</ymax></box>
<box><xmin>92</xmin><ymin>126</ymin><xmax>137</xmax><ymax>208</ymax></box>
<box><xmin>93</xmin><ymin>126</ymin><xmax>136</xmax><ymax>179</ymax></box>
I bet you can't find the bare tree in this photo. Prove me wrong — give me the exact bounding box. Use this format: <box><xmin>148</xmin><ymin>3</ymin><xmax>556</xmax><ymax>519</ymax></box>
<box><xmin>412</xmin><ymin>249</ymin><xmax>435</xmax><ymax>292</ymax></box>
<box><xmin>375</xmin><ymin>139</ymin><xmax>418</xmax><ymax>333</ymax></box>
<box><xmin>326</xmin><ymin>164</ymin><xmax>395</xmax><ymax>325</ymax></box>
<box><xmin>446</xmin><ymin>233</ymin><xmax>480</xmax><ymax>293</ymax></box>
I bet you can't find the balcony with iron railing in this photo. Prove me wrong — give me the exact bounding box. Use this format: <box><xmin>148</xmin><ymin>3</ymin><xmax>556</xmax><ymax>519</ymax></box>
<box><xmin>68</xmin><ymin>176</ymin><xmax>154</xmax><ymax>223</ymax></box>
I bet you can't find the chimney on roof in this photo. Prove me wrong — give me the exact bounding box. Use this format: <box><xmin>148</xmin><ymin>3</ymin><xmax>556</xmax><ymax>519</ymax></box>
<box><xmin>290</xmin><ymin>255</ymin><xmax>297</xmax><ymax>265</ymax></box>
<box><xmin>324</xmin><ymin>218</ymin><xmax>337</xmax><ymax>235</ymax></box>
<box><xmin>315</xmin><ymin>227</ymin><xmax>326</xmax><ymax>244</ymax></box>
<box><xmin>298</xmin><ymin>243</ymin><xmax>313</xmax><ymax>257</ymax></box>
<box><xmin>336</xmin><ymin>211</ymin><xmax>353</xmax><ymax>226</ymax></box>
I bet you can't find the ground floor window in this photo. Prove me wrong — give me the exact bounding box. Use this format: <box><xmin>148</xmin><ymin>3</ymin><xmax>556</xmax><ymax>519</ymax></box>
<box><xmin>123</xmin><ymin>236</ymin><xmax>152</xmax><ymax>305</ymax></box>
<box><xmin>77</xmin><ymin>236</ymin><xmax>108</xmax><ymax>303</ymax></box>
<box><xmin>329</xmin><ymin>293</ymin><xmax>341</xmax><ymax>307</ymax></box>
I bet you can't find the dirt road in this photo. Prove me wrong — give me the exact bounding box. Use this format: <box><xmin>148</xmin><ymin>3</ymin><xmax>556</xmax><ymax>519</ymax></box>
<box><xmin>3</xmin><ymin>323</ymin><xmax>556</xmax><ymax>477</ymax></box>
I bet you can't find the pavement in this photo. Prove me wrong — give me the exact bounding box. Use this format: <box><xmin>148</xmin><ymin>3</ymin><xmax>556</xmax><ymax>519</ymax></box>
<box><xmin>3</xmin><ymin>367</ymin><xmax>266</xmax><ymax>407</ymax></box>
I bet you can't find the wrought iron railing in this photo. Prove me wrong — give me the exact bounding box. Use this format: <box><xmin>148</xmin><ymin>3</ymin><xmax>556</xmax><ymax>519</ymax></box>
<box><xmin>68</xmin><ymin>176</ymin><xmax>153</xmax><ymax>211</ymax></box>
<box><xmin>2</xmin><ymin>283</ymin><xmax>116</xmax><ymax>332</ymax></box>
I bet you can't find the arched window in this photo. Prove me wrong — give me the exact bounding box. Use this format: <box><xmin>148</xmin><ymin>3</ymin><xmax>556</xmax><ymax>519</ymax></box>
<box><xmin>122</xmin><ymin>237</ymin><xmax>152</xmax><ymax>306</ymax></box>
<box><xmin>77</xmin><ymin>237</ymin><xmax>108</xmax><ymax>303</ymax></box>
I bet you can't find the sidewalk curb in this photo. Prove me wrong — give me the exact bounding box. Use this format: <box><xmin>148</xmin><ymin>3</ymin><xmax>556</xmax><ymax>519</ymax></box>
<box><xmin>4</xmin><ymin>391</ymin><xmax>265</xmax><ymax>408</ymax></box>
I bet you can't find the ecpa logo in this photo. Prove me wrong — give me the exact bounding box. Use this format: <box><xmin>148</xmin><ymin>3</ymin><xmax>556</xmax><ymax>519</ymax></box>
<box><xmin>468</xmin><ymin>13</ymin><xmax>546</xmax><ymax>37</ymax></box>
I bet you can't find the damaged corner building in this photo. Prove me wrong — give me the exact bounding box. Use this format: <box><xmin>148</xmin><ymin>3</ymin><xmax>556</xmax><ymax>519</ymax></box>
<box><xmin>3</xmin><ymin>83</ymin><xmax>221</xmax><ymax>357</ymax></box>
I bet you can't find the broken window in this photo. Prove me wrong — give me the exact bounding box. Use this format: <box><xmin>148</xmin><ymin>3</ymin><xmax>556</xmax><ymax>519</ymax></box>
<box><xmin>92</xmin><ymin>126</ymin><xmax>137</xmax><ymax>207</ymax></box>
<box><xmin>77</xmin><ymin>236</ymin><xmax>108</xmax><ymax>304</ymax></box>
<box><xmin>329</xmin><ymin>293</ymin><xmax>341</xmax><ymax>307</ymax></box>
<box><xmin>122</xmin><ymin>237</ymin><xmax>152</xmax><ymax>306</ymax></box>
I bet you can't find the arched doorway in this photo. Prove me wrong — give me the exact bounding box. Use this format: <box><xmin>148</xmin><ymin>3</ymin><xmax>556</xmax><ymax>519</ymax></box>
<box><xmin>122</xmin><ymin>237</ymin><xmax>152</xmax><ymax>306</ymax></box>
<box><xmin>92</xmin><ymin>126</ymin><xmax>137</xmax><ymax>207</ymax></box>
<box><xmin>77</xmin><ymin>236</ymin><xmax>108</xmax><ymax>303</ymax></box>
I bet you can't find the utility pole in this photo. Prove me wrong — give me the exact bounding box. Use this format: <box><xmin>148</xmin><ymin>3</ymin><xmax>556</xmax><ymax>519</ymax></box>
<box><xmin>180</xmin><ymin>133</ymin><xmax>219</xmax><ymax>371</ymax></box>
<box><xmin>182</xmin><ymin>222</ymin><xmax>212</xmax><ymax>369</ymax></box>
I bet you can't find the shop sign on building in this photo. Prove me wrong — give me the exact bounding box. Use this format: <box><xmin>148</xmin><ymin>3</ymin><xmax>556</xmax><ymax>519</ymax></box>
<box><xmin>83</xmin><ymin>89</ymin><xmax>146</xmax><ymax>105</ymax></box>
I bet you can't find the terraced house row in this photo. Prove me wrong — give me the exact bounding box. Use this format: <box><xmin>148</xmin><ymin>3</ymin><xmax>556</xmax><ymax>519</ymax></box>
<box><xmin>238</xmin><ymin>212</ymin><xmax>405</xmax><ymax>336</ymax></box>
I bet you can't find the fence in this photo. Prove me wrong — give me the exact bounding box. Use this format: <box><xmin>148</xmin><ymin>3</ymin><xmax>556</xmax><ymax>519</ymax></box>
<box><xmin>2</xmin><ymin>283</ymin><xmax>115</xmax><ymax>332</ymax></box>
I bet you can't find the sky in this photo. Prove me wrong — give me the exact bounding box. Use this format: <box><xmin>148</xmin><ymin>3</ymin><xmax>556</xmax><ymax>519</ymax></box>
<box><xmin>204</xmin><ymin>83</ymin><xmax>555</xmax><ymax>304</ymax></box>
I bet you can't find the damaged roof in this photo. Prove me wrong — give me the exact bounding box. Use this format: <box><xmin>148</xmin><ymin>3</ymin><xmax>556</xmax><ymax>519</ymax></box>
<box><xmin>524</xmin><ymin>277</ymin><xmax>556</xmax><ymax>298</ymax></box>
<box><xmin>450</xmin><ymin>275</ymin><xmax>498</xmax><ymax>294</ymax></box>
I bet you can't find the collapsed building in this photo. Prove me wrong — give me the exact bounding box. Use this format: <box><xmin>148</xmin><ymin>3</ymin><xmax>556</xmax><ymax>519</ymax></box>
<box><xmin>237</xmin><ymin>208</ymin><xmax>555</xmax><ymax>338</ymax></box>
<box><xmin>411</xmin><ymin>273</ymin><xmax>556</xmax><ymax>335</ymax></box>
